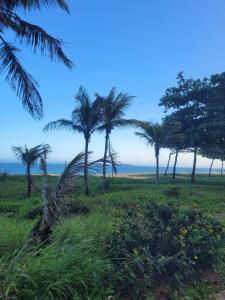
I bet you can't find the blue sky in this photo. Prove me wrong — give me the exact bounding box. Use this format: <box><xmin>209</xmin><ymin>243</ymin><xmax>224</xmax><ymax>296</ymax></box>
<box><xmin>1</xmin><ymin>0</ymin><xmax>225</xmax><ymax>167</ymax></box>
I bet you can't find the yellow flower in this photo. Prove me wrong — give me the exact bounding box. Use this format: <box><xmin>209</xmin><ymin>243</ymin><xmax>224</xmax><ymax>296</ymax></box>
<box><xmin>133</xmin><ymin>248</ymin><xmax>138</xmax><ymax>256</ymax></box>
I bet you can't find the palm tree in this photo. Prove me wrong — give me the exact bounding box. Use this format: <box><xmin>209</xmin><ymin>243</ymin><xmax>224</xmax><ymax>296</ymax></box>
<box><xmin>96</xmin><ymin>87</ymin><xmax>134</xmax><ymax>189</ymax></box>
<box><xmin>12</xmin><ymin>144</ymin><xmax>43</xmax><ymax>197</ymax></box>
<box><xmin>0</xmin><ymin>0</ymin><xmax>73</xmax><ymax>119</ymax></box>
<box><xmin>39</xmin><ymin>144</ymin><xmax>52</xmax><ymax>227</ymax></box>
<box><xmin>135</xmin><ymin>122</ymin><xmax>167</xmax><ymax>184</ymax></box>
<box><xmin>43</xmin><ymin>86</ymin><xmax>101</xmax><ymax>195</ymax></box>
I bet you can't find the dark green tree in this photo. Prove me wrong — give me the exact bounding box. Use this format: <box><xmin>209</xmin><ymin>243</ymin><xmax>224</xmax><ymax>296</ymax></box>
<box><xmin>160</xmin><ymin>72</ymin><xmax>209</xmax><ymax>183</ymax></box>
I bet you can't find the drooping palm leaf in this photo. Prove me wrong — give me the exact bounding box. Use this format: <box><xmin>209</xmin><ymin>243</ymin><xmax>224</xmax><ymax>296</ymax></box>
<box><xmin>2</xmin><ymin>0</ymin><xmax>69</xmax><ymax>12</ymax></box>
<box><xmin>43</xmin><ymin>119</ymin><xmax>83</xmax><ymax>133</ymax></box>
<box><xmin>0</xmin><ymin>38</ymin><xmax>43</xmax><ymax>118</ymax></box>
<box><xmin>0</xmin><ymin>0</ymin><xmax>72</xmax><ymax>118</ymax></box>
<box><xmin>108</xmin><ymin>140</ymin><xmax>120</xmax><ymax>175</ymax></box>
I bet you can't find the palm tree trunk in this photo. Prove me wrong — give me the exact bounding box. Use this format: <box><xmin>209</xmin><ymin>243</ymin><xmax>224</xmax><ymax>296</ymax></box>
<box><xmin>26</xmin><ymin>164</ymin><xmax>32</xmax><ymax>197</ymax></box>
<box><xmin>102</xmin><ymin>132</ymin><xmax>109</xmax><ymax>189</ymax></box>
<box><xmin>221</xmin><ymin>160</ymin><xmax>224</xmax><ymax>175</ymax></box>
<box><xmin>84</xmin><ymin>137</ymin><xmax>89</xmax><ymax>195</ymax></box>
<box><xmin>191</xmin><ymin>148</ymin><xmax>197</xmax><ymax>183</ymax></box>
<box><xmin>172</xmin><ymin>149</ymin><xmax>179</xmax><ymax>179</ymax></box>
<box><xmin>208</xmin><ymin>159</ymin><xmax>214</xmax><ymax>177</ymax></box>
<box><xmin>155</xmin><ymin>146</ymin><xmax>159</xmax><ymax>184</ymax></box>
<box><xmin>164</xmin><ymin>152</ymin><xmax>172</xmax><ymax>176</ymax></box>
<box><xmin>41</xmin><ymin>158</ymin><xmax>49</xmax><ymax>225</ymax></box>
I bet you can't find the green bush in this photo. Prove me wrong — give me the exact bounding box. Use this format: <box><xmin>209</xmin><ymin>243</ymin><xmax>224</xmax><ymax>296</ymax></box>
<box><xmin>108</xmin><ymin>203</ymin><xmax>225</xmax><ymax>299</ymax></box>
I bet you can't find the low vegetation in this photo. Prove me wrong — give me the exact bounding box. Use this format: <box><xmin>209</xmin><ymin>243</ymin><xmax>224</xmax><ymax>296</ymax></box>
<box><xmin>0</xmin><ymin>174</ymin><xmax>225</xmax><ymax>299</ymax></box>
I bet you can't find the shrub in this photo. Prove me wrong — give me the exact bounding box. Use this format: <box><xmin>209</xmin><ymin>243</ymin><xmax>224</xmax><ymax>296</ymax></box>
<box><xmin>65</xmin><ymin>199</ymin><xmax>90</xmax><ymax>216</ymax></box>
<box><xmin>108</xmin><ymin>203</ymin><xmax>224</xmax><ymax>299</ymax></box>
<box><xmin>163</xmin><ymin>187</ymin><xmax>182</xmax><ymax>199</ymax></box>
<box><xmin>27</xmin><ymin>206</ymin><xmax>43</xmax><ymax>219</ymax></box>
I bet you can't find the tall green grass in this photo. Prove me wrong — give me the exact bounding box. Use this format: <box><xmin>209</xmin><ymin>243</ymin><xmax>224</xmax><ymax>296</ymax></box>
<box><xmin>0</xmin><ymin>175</ymin><xmax>225</xmax><ymax>299</ymax></box>
<box><xmin>0</xmin><ymin>213</ymin><xmax>114</xmax><ymax>300</ymax></box>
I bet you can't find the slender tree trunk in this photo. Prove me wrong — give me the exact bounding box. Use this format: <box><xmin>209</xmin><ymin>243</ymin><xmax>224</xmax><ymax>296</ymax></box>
<box><xmin>208</xmin><ymin>159</ymin><xmax>214</xmax><ymax>177</ymax></box>
<box><xmin>191</xmin><ymin>148</ymin><xmax>197</xmax><ymax>183</ymax></box>
<box><xmin>172</xmin><ymin>149</ymin><xmax>179</xmax><ymax>179</ymax></box>
<box><xmin>26</xmin><ymin>164</ymin><xmax>32</xmax><ymax>198</ymax></box>
<box><xmin>221</xmin><ymin>160</ymin><xmax>224</xmax><ymax>175</ymax></box>
<box><xmin>102</xmin><ymin>132</ymin><xmax>109</xmax><ymax>189</ymax></box>
<box><xmin>84</xmin><ymin>137</ymin><xmax>89</xmax><ymax>195</ymax></box>
<box><xmin>155</xmin><ymin>146</ymin><xmax>159</xmax><ymax>184</ymax></box>
<box><xmin>164</xmin><ymin>152</ymin><xmax>172</xmax><ymax>176</ymax></box>
<box><xmin>41</xmin><ymin>157</ymin><xmax>49</xmax><ymax>225</ymax></box>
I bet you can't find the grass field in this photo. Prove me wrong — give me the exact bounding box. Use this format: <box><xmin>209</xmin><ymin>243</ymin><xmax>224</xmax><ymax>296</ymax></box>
<box><xmin>0</xmin><ymin>174</ymin><xmax>225</xmax><ymax>299</ymax></box>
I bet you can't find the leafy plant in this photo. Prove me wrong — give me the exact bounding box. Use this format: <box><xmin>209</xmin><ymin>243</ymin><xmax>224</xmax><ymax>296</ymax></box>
<box><xmin>108</xmin><ymin>203</ymin><xmax>224</xmax><ymax>299</ymax></box>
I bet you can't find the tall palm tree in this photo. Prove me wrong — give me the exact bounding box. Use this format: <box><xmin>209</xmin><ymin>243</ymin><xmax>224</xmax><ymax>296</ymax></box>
<box><xmin>12</xmin><ymin>144</ymin><xmax>43</xmax><ymax>197</ymax></box>
<box><xmin>0</xmin><ymin>0</ymin><xmax>73</xmax><ymax>119</ymax></box>
<box><xmin>135</xmin><ymin>122</ymin><xmax>167</xmax><ymax>184</ymax></box>
<box><xmin>96</xmin><ymin>87</ymin><xmax>134</xmax><ymax>189</ymax></box>
<box><xmin>43</xmin><ymin>86</ymin><xmax>101</xmax><ymax>195</ymax></box>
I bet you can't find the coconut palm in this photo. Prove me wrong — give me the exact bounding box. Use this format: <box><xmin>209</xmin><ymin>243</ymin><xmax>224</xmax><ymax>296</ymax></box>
<box><xmin>0</xmin><ymin>0</ymin><xmax>72</xmax><ymax>119</ymax></box>
<box><xmin>43</xmin><ymin>86</ymin><xmax>101</xmax><ymax>195</ymax></box>
<box><xmin>96</xmin><ymin>87</ymin><xmax>134</xmax><ymax>189</ymax></box>
<box><xmin>12</xmin><ymin>144</ymin><xmax>43</xmax><ymax>197</ymax></box>
<box><xmin>135</xmin><ymin>122</ymin><xmax>167</xmax><ymax>184</ymax></box>
<box><xmin>39</xmin><ymin>144</ymin><xmax>52</xmax><ymax>227</ymax></box>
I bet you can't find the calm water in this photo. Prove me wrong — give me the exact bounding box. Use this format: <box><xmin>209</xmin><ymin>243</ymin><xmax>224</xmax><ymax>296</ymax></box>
<box><xmin>0</xmin><ymin>162</ymin><xmax>219</xmax><ymax>175</ymax></box>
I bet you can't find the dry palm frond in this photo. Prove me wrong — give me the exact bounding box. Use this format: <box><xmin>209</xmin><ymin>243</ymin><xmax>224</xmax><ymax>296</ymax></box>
<box><xmin>31</xmin><ymin>152</ymin><xmax>104</xmax><ymax>242</ymax></box>
<box><xmin>108</xmin><ymin>140</ymin><xmax>120</xmax><ymax>175</ymax></box>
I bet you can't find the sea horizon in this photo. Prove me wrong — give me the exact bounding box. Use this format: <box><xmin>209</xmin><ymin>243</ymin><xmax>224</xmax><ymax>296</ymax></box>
<box><xmin>0</xmin><ymin>162</ymin><xmax>222</xmax><ymax>175</ymax></box>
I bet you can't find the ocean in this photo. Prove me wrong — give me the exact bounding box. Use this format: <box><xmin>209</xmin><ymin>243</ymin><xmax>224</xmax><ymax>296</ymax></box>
<box><xmin>0</xmin><ymin>162</ymin><xmax>219</xmax><ymax>175</ymax></box>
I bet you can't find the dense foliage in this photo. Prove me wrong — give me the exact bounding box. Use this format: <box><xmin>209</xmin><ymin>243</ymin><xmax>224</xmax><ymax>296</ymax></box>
<box><xmin>109</xmin><ymin>203</ymin><xmax>225</xmax><ymax>299</ymax></box>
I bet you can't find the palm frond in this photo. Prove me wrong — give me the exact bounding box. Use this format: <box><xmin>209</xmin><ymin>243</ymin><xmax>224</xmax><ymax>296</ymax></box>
<box><xmin>40</xmin><ymin>143</ymin><xmax>52</xmax><ymax>159</ymax></box>
<box><xmin>96</xmin><ymin>87</ymin><xmax>135</xmax><ymax>133</ymax></box>
<box><xmin>13</xmin><ymin>18</ymin><xmax>72</xmax><ymax>68</ymax></box>
<box><xmin>135</xmin><ymin>131</ymin><xmax>153</xmax><ymax>145</ymax></box>
<box><xmin>0</xmin><ymin>37</ymin><xmax>43</xmax><ymax>119</ymax></box>
<box><xmin>12</xmin><ymin>146</ymin><xmax>24</xmax><ymax>160</ymax></box>
<box><xmin>109</xmin><ymin>140</ymin><xmax>120</xmax><ymax>175</ymax></box>
<box><xmin>2</xmin><ymin>0</ymin><xmax>69</xmax><ymax>12</ymax></box>
<box><xmin>43</xmin><ymin>119</ymin><xmax>78</xmax><ymax>132</ymax></box>
<box><xmin>12</xmin><ymin>144</ymin><xmax>43</xmax><ymax>165</ymax></box>
<box><xmin>72</xmin><ymin>87</ymin><xmax>102</xmax><ymax>135</ymax></box>
<box><xmin>54</xmin><ymin>152</ymin><xmax>85</xmax><ymax>201</ymax></box>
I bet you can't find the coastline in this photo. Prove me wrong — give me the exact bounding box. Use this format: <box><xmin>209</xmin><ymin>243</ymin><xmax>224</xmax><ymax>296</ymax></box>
<box><xmin>29</xmin><ymin>171</ymin><xmax>224</xmax><ymax>179</ymax></box>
